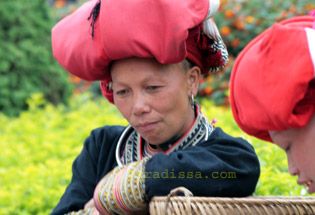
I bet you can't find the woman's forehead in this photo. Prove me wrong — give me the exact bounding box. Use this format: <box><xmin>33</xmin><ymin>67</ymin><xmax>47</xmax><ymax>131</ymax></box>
<box><xmin>111</xmin><ymin>57</ymin><xmax>181</xmax><ymax>69</ymax></box>
<box><xmin>110</xmin><ymin>58</ymin><xmax>185</xmax><ymax>81</ymax></box>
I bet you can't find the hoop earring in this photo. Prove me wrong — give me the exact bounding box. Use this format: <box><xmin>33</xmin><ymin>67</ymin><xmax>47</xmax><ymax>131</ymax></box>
<box><xmin>190</xmin><ymin>94</ymin><xmax>195</xmax><ymax>110</ymax></box>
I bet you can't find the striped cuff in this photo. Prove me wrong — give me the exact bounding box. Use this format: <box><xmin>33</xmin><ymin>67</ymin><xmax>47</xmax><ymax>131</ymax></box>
<box><xmin>94</xmin><ymin>158</ymin><xmax>149</xmax><ymax>214</ymax></box>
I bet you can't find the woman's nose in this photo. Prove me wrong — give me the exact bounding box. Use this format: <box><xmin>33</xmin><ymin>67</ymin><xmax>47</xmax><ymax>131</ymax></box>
<box><xmin>132</xmin><ymin>93</ymin><xmax>150</xmax><ymax>116</ymax></box>
<box><xmin>288</xmin><ymin>156</ymin><xmax>299</xmax><ymax>176</ymax></box>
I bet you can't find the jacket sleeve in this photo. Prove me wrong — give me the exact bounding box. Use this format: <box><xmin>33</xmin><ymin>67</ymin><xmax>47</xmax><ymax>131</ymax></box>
<box><xmin>50</xmin><ymin>126</ymin><xmax>123</xmax><ymax>215</ymax></box>
<box><xmin>144</xmin><ymin>127</ymin><xmax>260</xmax><ymax>200</ymax></box>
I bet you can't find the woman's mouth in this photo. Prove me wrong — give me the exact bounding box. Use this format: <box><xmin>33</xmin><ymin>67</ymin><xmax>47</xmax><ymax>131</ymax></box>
<box><xmin>304</xmin><ymin>180</ymin><xmax>314</xmax><ymax>194</ymax></box>
<box><xmin>136</xmin><ymin>122</ymin><xmax>158</xmax><ymax>133</ymax></box>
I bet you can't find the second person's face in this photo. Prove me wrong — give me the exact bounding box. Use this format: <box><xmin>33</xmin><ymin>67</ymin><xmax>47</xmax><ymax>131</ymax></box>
<box><xmin>111</xmin><ymin>58</ymin><xmax>197</xmax><ymax>145</ymax></box>
<box><xmin>269</xmin><ymin>114</ymin><xmax>315</xmax><ymax>194</ymax></box>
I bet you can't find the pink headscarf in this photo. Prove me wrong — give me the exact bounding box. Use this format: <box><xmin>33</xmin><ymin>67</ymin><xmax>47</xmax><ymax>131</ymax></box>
<box><xmin>52</xmin><ymin>0</ymin><xmax>228</xmax><ymax>103</ymax></box>
<box><xmin>230</xmin><ymin>15</ymin><xmax>315</xmax><ymax>142</ymax></box>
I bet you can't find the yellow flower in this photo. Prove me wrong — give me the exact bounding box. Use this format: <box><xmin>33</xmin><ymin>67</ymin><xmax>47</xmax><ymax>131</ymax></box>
<box><xmin>245</xmin><ymin>16</ymin><xmax>255</xmax><ymax>24</ymax></box>
<box><xmin>280</xmin><ymin>11</ymin><xmax>288</xmax><ymax>19</ymax></box>
<box><xmin>289</xmin><ymin>7</ymin><xmax>296</xmax><ymax>14</ymax></box>
<box><xmin>206</xmin><ymin>75</ymin><xmax>214</xmax><ymax>83</ymax></box>
<box><xmin>70</xmin><ymin>75</ymin><xmax>82</xmax><ymax>84</ymax></box>
<box><xmin>231</xmin><ymin>38</ymin><xmax>240</xmax><ymax>47</ymax></box>
<box><xmin>235</xmin><ymin>20</ymin><xmax>244</xmax><ymax>30</ymax></box>
<box><xmin>220</xmin><ymin>26</ymin><xmax>231</xmax><ymax>36</ymax></box>
<box><xmin>234</xmin><ymin>4</ymin><xmax>242</xmax><ymax>12</ymax></box>
<box><xmin>225</xmin><ymin>10</ymin><xmax>235</xmax><ymax>18</ymax></box>
<box><xmin>54</xmin><ymin>0</ymin><xmax>66</xmax><ymax>8</ymax></box>
<box><xmin>306</xmin><ymin>3</ymin><xmax>315</xmax><ymax>11</ymax></box>
<box><xmin>204</xmin><ymin>86</ymin><xmax>213</xmax><ymax>94</ymax></box>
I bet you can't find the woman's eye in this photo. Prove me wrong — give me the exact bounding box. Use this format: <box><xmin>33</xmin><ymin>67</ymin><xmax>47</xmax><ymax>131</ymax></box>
<box><xmin>147</xmin><ymin>86</ymin><xmax>160</xmax><ymax>90</ymax></box>
<box><xmin>116</xmin><ymin>89</ymin><xmax>128</xmax><ymax>95</ymax></box>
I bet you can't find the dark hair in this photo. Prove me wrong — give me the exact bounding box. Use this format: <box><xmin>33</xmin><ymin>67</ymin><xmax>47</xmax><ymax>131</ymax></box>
<box><xmin>183</xmin><ymin>59</ymin><xmax>197</xmax><ymax>71</ymax></box>
<box><xmin>300</xmin><ymin>79</ymin><xmax>315</xmax><ymax>105</ymax></box>
<box><xmin>88</xmin><ymin>0</ymin><xmax>101</xmax><ymax>37</ymax></box>
<box><xmin>294</xmin><ymin>79</ymin><xmax>315</xmax><ymax>115</ymax></box>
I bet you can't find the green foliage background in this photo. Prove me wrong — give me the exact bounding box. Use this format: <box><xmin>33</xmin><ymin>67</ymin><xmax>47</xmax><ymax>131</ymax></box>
<box><xmin>0</xmin><ymin>94</ymin><xmax>313</xmax><ymax>215</ymax></box>
<box><xmin>1</xmin><ymin>0</ymin><xmax>314</xmax><ymax>214</ymax></box>
<box><xmin>0</xmin><ymin>0</ymin><xmax>73</xmax><ymax>117</ymax></box>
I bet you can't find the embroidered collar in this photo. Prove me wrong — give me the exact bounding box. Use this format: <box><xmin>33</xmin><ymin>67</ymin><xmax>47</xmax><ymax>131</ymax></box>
<box><xmin>115</xmin><ymin>104</ymin><xmax>214</xmax><ymax>166</ymax></box>
<box><xmin>158</xmin><ymin>134</ymin><xmax>183</xmax><ymax>151</ymax></box>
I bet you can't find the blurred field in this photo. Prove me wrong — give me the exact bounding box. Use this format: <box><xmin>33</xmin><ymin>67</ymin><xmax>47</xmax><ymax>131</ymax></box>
<box><xmin>0</xmin><ymin>94</ymin><xmax>313</xmax><ymax>215</ymax></box>
<box><xmin>1</xmin><ymin>0</ymin><xmax>315</xmax><ymax>214</ymax></box>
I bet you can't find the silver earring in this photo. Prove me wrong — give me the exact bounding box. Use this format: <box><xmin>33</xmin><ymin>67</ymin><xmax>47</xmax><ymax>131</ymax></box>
<box><xmin>190</xmin><ymin>94</ymin><xmax>195</xmax><ymax>110</ymax></box>
<box><xmin>108</xmin><ymin>82</ymin><xmax>113</xmax><ymax>90</ymax></box>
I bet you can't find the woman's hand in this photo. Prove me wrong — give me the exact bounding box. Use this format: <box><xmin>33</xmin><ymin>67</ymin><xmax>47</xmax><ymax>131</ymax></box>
<box><xmin>84</xmin><ymin>199</ymin><xmax>94</xmax><ymax>209</ymax></box>
<box><xmin>93</xmin><ymin>158</ymin><xmax>149</xmax><ymax>215</ymax></box>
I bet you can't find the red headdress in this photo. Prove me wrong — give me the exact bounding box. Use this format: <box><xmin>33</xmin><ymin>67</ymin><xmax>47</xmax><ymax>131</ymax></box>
<box><xmin>230</xmin><ymin>15</ymin><xmax>315</xmax><ymax>142</ymax></box>
<box><xmin>52</xmin><ymin>0</ymin><xmax>228</xmax><ymax>103</ymax></box>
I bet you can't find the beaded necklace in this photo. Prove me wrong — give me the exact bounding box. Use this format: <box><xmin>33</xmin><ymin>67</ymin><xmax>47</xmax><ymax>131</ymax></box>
<box><xmin>115</xmin><ymin>104</ymin><xmax>214</xmax><ymax>166</ymax></box>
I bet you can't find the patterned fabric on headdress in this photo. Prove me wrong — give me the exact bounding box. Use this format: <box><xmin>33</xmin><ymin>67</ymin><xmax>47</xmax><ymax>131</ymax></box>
<box><xmin>52</xmin><ymin>0</ymin><xmax>228</xmax><ymax>104</ymax></box>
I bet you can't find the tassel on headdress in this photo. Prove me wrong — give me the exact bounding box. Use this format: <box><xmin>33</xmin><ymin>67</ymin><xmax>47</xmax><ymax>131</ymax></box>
<box><xmin>88</xmin><ymin>0</ymin><xmax>101</xmax><ymax>37</ymax></box>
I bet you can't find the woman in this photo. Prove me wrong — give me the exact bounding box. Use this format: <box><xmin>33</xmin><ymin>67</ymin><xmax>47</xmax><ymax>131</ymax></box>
<box><xmin>51</xmin><ymin>0</ymin><xmax>260</xmax><ymax>214</ymax></box>
<box><xmin>230</xmin><ymin>14</ymin><xmax>315</xmax><ymax>194</ymax></box>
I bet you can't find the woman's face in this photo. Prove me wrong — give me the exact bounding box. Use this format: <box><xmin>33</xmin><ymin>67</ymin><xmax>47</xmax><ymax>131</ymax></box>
<box><xmin>111</xmin><ymin>57</ymin><xmax>200</xmax><ymax>145</ymax></box>
<box><xmin>269</xmin><ymin>114</ymin><xmax>315</xmax><ymax>194</ymax></box>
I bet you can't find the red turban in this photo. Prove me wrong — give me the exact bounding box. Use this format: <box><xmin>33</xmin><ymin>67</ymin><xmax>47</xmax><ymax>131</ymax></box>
<box><xmin>230</xmin><ymin>15</ymin><xmax>315</xmax><ymax>142</ymax></box>
<box><xmin>52</xmin><ymin>0</ymin><xmax>228</xmax><ymax>103</ymax></box>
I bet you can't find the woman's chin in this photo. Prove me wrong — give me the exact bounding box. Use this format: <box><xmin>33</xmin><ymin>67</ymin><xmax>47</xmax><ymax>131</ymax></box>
<box><xmin>141</xmin><ymin>134</ymin><xmax>168</xmax><ymax>146</ymax></box>
<box><xmin>308</xmin><ymin>181</ymin><xmax>315</xmax><ymax>194</ymax></box>
<box><xmin>143</xmin><ymin>137</ymin><xmax>163</xmax><ymax>145</ymax></box>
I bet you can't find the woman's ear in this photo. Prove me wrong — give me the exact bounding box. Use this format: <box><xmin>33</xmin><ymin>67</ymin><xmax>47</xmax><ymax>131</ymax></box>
<box><xmin>186</xmin><ymin>66</ymin><xmax>201</xmax><ymax>97</ymax></box>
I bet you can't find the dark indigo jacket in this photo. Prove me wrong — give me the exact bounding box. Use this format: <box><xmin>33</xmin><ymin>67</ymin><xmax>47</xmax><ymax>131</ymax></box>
<box><xmin>51</xmin><ymin>125</ymin><xmax>260</xmax><ymax>215</ymax></box>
